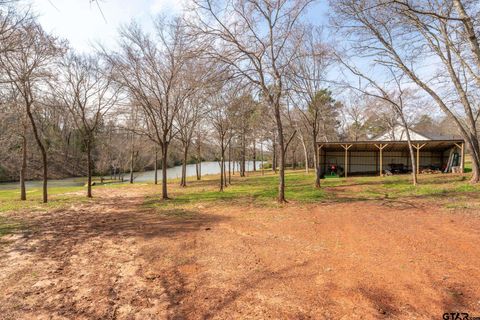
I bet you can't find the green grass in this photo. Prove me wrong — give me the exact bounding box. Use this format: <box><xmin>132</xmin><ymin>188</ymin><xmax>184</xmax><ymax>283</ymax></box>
<box><xmin>331</xmin><ymin>174</ymin><xmax>480</xmax><ymax>201</ymax></box>
<box><xmin>0</xmin><ymin>182</ymin><xmax>135</xmax><ymax>213</ymax></box>
<box><xmin>143</xmin><ymin>171</ymin><xmax>329</xmax><ymax>212</ymax></box>
<box><xmin>143</xmin><ymin>170</ymin><xmax>480</xmax><ymax>213</ymax></box>
<box><xmin>2</xmin><ymin>168</ymin><xmax>480</xmax><ymax>224</ymax></box>
<box><xmin>0</xmin><ymin>186</ymin><xmax>84</xmax><ymax>213</ymax></box>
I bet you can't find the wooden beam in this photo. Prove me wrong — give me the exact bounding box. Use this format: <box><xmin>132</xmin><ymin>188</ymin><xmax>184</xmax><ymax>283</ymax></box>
<box><xmin>462</xmin><ymin>142</ymin><xmax>465</xmax><ymax>173</ymax></box>
<box><xmin>341</xmin><ymin>144</ymin><xmax>352</xmax><ymax>178</ymax></box>
<box><xmin>412</xmin><ymin>143</ymin><xmax>426</xmax><ymax>175</ymax></box>
<box><xmin>454</xmin><ymin>142</ymin><xmax>465</xmax><ymax>173</ymax></box>
<box><xmin>374</xmin><ymin>144</ymin><xmax>388</xmax><ymax>176</ymax></box>
<box><xmin>412</xmin><ymin>143</ymin><xmax>427</xmax><ymax>150</ymax></box>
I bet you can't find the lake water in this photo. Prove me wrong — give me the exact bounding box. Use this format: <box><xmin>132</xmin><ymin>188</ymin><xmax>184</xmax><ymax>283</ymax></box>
<box><xmin>133</xmin><ymin>161</ymin><xmax>262</xmax><ymax>182</ymax></box>
<box><xmin>0</xmin><ymin>161</ymin><xmax>263</xmax><ymax>190</ymax></box>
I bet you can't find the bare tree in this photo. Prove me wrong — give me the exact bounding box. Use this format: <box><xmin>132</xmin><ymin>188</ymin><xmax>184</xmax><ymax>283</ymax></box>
<box><xmin>193</xmin><ymin>125</ymin><xmax>205</xmax><ymax>181</ymax></box>
<box><xmin>192</xmin><ymin>0</ymin><xmax>314</xmax><ymax>202</ymax></box>
<box><xmin>0</xmin><ymin>21</ymin><xmax>63</xmax><ymax>203</ymax></box>
<box><xmin>175</xmin><ymin>95</ymin><xmax>205</xmax><ymax>187</ymax></box>
<box><xmin>288</xmin><ymin>26</ymin><xmax>333</xmax><ymax>186</ymax></box>
<box><xmin>0</xmin><ymin>1</ymin><xmax>29</xmax><ymax>57</ymax></box>
<box><xmin>288</xmin><ymin>107</ymin><xmax>310</xmax><ymax>173</ymax></box>
<box><xmin>337</xmin><ymin>56</ymin><xmax>419</xmax><ymax>185</ymax></box>
<box><xmin>54</xmin><ymin>53</ymin><xmax>120</xmax><ymax>197</ymax></box>
<box><xmin>0</xmin><ymin>88</ymin><xmax>29</xmax><ymax>199</ymax></box>
<box><xmin>102</xmin><ymin>18</ymin><xmax>203</xmax><ymax>199</ymax></box>
<box><xmin>331</xmin><ymin>0</ymin><xmax>480</xmax><ymax>182</ymax></box>
<box><xmin>208</xmin><ymin>84</ymin><xmax>236</xmax><ymax>191</ymax></box>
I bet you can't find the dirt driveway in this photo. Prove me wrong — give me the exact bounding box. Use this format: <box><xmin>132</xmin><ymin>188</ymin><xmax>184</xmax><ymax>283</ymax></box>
<box><xmin>1</xmin><ymin>187</ymin><xmax>480</xmax><ymax>319</ymax></box>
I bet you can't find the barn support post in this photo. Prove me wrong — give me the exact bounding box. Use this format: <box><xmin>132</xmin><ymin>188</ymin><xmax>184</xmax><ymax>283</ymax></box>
<box><xmin>341</xmin><ymin>144</ymin><xmax>352</xmax><ymax>178</ymax></box>
<box><xmin>413</xmin><ymin>143</ymin><xmax>426</xmax><ymax>175</ymax></box>
<box><xmin>454</xmin><ymin>142</ymin><xmax>465</xmax><ymax>173</ymax></box>
<box><xmin>374</xmin><ymin>144</ymin><xmax>388</xmax><ymax>176</ymax></box>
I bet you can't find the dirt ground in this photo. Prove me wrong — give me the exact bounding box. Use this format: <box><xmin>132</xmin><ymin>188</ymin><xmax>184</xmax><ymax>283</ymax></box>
<box><xmin>1</xmin><ymin>186</ymin><xmax>480</xmax><ymax>320</ymax></box>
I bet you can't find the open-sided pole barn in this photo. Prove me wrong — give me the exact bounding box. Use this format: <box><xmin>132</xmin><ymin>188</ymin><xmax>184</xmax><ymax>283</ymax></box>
<box><xmin>318</xmin><ymin>140</ymin><xmax>465</xmax><ymax>177</ymax></box>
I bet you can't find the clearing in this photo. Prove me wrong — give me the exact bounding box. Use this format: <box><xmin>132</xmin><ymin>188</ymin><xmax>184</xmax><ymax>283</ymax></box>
<box><xmin>1</xmin><ymin>171</ymin><xmax>480</xmax><ymax>319</ymax></box>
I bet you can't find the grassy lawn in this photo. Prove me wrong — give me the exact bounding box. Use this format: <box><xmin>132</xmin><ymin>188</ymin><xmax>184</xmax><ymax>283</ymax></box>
<box><xmin>0</xmin><ymin>181</ymin><xmax>134</xmax><ymax>213</ymax></box>
<box><xmin>144</xmin><ymin>169</ymin><xmax>480</xmax><ymax>213</ymax></box>
<box><xmin>0</xmin><ymin>185</ymin><xmax>92</xmax><ymax>213</ymax></box>
<box><xmin>143</xmin><ymin>171</ymin><xmax>330</xmax><ymax>213</ymax></box>
<box><xmin>2</xmin><ymin>168</ymin><xmax>480</xmax><ymax>237</ymax></box>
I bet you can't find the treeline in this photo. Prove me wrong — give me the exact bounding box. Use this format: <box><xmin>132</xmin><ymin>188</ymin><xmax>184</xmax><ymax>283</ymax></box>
<box><xmin>0</xmin><ymin>1</ymin><xmax>344</xmax><ymax>203</ymax></box>
<box><xmin>1</xmin><ymin>0</ymin><xmax>479</xmax><ymax>204</ymax></box>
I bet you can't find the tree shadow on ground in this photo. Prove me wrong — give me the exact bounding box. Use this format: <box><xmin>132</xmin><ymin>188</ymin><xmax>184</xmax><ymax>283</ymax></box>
<box><xmin>162</xmin><ymin>260</ymin><xmax>331</xmax><ymax>319</ymax></box>
<box><xmin>6</xmin><ymin>194</ymin><xmax>228</xmax><ymax>261</ymax></box>
<box><xmin>357</xmin><ymin>286</ymin><xmax>400</xmax><ymax>318</ymax></box>
<box><xmin>0</xmin><ymin>193</ymin><xmax>230</xmax><ymax>320</ymax></box>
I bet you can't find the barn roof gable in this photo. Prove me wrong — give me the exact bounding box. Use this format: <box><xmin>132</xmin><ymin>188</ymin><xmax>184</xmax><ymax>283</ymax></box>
<box><xmin>370</xmin><ymin>125</ymin><xmax>455</xmax><ymax>141</ymax></box>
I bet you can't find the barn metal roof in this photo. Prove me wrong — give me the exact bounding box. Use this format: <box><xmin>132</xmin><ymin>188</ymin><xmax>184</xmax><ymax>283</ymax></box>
<box><xmin>317</xmin><ymin>140</ymin><xmax>464</xmax><ymax>152</ymax></box>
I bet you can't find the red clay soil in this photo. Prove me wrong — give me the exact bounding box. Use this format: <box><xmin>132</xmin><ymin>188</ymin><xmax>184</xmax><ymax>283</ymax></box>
<box><xmin>1</xmin><ymin>188</ymin><xmax>480</xmax><ymax>319</ymax></box>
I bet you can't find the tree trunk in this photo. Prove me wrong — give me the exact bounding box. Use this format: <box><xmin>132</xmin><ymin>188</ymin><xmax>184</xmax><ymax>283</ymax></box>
<box><xmin>272</xmin><ymin>134</ymin><xmax>277</xmax><ymax>173</ymax></box>
<box><xmin>161</xmin><ymin>143</ymin><xmax>169</xmax><ymax>199</ymax></box>
<box><xmin>219</xmin><ymin>152</ymin><xmax>224</xmax><ymax>192</ymax></box>
<box><xmin>313</xmin><ymin>137</ymin><xmax>320</xmax><ymax>188</ymax></box>
<box><xmin>399</xmin><ymin>116</ymin><xmax>418</xmax><ymax>186</ymax></box>
<box><xmin>228</xmin><ymin>142</ymin><xmax>232</xmax><ymax>184</ymax></box>
<box><xmin>253</xmin><ymin>138</ymin><xmax>256</xmax><ymax>171</ymax></box>
<box><xmin>26</xmin><ymin>102</ymin><xmax>48</xmax><ymax>203</ymax></box>
<box><xmin>224</xmin><ymin>158</ymin><xmax>227</xmax><ymax>188</ymax></box>
<box><xmin>274</xmin><ymin>107</ymin><xmax>286</xmax><ymax>203</ymax></box>
<box><xmin>20</xmin><ymin>134</ymin><xmax>27</xmax><ymax>201</ymax></box>
<box><xmin>41</xmin><ymin>150</ymin><xmax>48</xmax><ymax>203</ymax></box>
<box><xmin>467</xmin><ymin>136</ymin><xmax>480</xmax><ymax>183</ymax></box>
<box><xmin>300</xmin><ymin>136</ymin><xmax>309</xmax><ymax>174</ymax></box>
<box><xmin>292</xmin><ymin>148</ymin><xmax>296</xmax><ymax>170</ymax></box>
<box><xmin>260</xmin><ymin>141</ymin><xmax>264</xmax><ymax>176</ymax></box>
<box><xmin>240</xmin><ymin>133</ymin><xmax>246</xmax><ymax>177</ymax></box>
<box><xmin>154</xmin><ymin>148</ymin><xmax>158</xmax><ymax>185</ymax></box>
<box><xmin>470</xmin><ymin>152</ymin><xmax>480</xmax><ymax>182</ymax></box>
<box><xmin>196</xmin><ymin>140</ymin><xmax>201</xmax><ymax>181</ymax></box>
<box><xmin>180</xmin><ymin>144</ymin><xmax>188</xmax><ymax>187</ymax></box>
<box><xmin>129</xmin><ymin>145</ymin><xmax>135</xmax><ymax>184</ymax></box>
<box><xmin>87</xmin><ymin>140</ymin><xmax>93</xmax><ymax>198</ymax></box>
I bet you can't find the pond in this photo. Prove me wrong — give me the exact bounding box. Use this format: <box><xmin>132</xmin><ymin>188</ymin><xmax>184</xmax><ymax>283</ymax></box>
<box><xmin>0</xmin><ymin>161</ymin><xmax>264</xmax><ymax>190</ymax></box>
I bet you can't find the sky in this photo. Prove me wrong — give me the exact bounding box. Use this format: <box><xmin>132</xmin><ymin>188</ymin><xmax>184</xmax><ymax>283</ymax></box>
<box><xmin>29</xmin><ymin>0</ymin><xmax>329</xmax><ymax>53</ymax></box>
<box><xmin>30</xmin><ymin>0</ymin><xmax>192</xmax><ymax>52</ymax></box>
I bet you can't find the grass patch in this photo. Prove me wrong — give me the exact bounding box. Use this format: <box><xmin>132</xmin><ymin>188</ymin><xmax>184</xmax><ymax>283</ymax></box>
<box><xmin>0</xmin><ymin>186</ymin><xmax>83</xmax><ymax>213</ymax></box>
<box><xmin>0</xmin><ymin>182</ymin><xmax>132</xmax><ymax>213</ymax></box>
<box><xmin>143</xmin><ymin>170</ymin><xmax>480</xmax><ymax>213</ymax></box>
<box><xmin>3</xmin><ymin>169</ymin><xmax>480</xmax><ymax>217</ymax></box>
<box><xmin>340</xmin><ymin>174</ymin><xmax>480</xmax><ymax>200</ymax></box>
<box><xmin>143</xmin><ymin>171</ymin><xmax>328</xmax><ymax>212</ymax></box>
